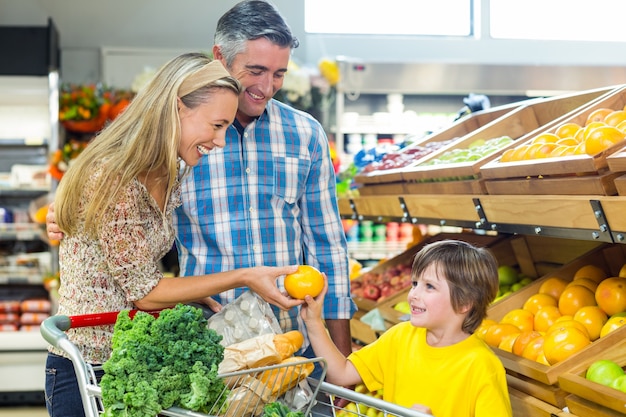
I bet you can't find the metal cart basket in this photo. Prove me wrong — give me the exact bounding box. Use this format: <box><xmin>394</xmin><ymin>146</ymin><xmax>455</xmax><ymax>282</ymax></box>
<box><xmin>41</xmin><ymin>311</ymin><xmax>428</xmax><ymax>417</ymax></box>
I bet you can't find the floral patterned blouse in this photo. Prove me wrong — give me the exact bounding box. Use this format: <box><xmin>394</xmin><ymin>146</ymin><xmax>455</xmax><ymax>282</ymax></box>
<box><xmin>49</xmin><ymin>168</ymin><xmax>182</xmax><ymax>364</ymax></box>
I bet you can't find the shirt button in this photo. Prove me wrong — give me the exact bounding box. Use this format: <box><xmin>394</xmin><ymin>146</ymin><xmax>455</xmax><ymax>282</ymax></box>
<box><xmin>244</xmin><ymin>132</ymin><xmax>249</xmax><ymax>138</ymax></box>
<box><xmin>246</xmin><ymin>167</ymin><xmax>251</xmax><ymax>174</ymax></box>
<box><xmin>253</xmin><ymin>245</ymin><xmax>260</xmax><ymax>252</ymax></box>
<box><xmin>249</xmin><ymin>207</ymin><xmax>254</xmax><ymax>213</ymax></box>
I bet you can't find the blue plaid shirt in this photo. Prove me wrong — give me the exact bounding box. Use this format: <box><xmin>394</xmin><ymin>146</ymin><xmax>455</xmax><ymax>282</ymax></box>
<box><xmin>174</xmin><ymin>99</ymin><xmax>356</xmax><ymax>351</ymax></box>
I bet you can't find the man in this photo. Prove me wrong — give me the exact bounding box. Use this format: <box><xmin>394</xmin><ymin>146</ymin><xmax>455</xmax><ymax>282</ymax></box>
<box><xmin>175</xmin><ymin>0</ymin><xmax>356</xmax><ymax>360</ymax></box>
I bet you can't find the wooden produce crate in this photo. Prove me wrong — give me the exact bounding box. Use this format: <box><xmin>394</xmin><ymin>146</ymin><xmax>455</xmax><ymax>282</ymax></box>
<box><xmin>353</xmin><ymin>100</ymin><xmax>525</xmax><ymax>187</ymax></box>
<box><xmin>565</xmin><ymin>394</ymin><xmax>626</xmax><ymax>417</ymax></box>
<box><xmin>607</xmin><ymin>146</ymin><xmax>626</xmax><ymax>196</ymax></box>
<box><xmin>558</xmin><ymin>328</ymin><xmax>626</xmax><ymax>416</ymax></box>
<box><xmin>400</xmin><ymin>86</ymin><xmax>616</xmax><ymax>195</ymax></box>
<box><xmin>487</xmin><ymin>244</ymin><xmax>626</xmax><ymax>407</ymax></box>
<box><xmin>378</xmin><ymin>235</ymin><xmax>601</xmax><ymax>326</ymax></box>
<box><xmin>509</xmin><ymin>387</ymin><xmax>577</xmax><ymax>417</ymax></box>
<box><xmin>614</xmin><ymin>174</ymin><xmax>626</xmax><ymax>196</ymax></box>
<box><xmin>481</xmin><ymin>85</ymin><xmax>626</xmax><ymax>196</ymax></box>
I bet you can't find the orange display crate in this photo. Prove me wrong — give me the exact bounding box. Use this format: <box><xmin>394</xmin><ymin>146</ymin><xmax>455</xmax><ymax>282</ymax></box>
<box><xmin>481</xmin><ymin>85</ymin><xmax>626</xmax><ymax>195</ymax></box>
<box><xmin>398</xmin><ymin>86</ymin><xmax>616</xmax><ymax>195</ymax></box>
<box><xmin>486</xmin><ymin>244</ymin><xmax>626</xmax><ymax>404</ymax></box>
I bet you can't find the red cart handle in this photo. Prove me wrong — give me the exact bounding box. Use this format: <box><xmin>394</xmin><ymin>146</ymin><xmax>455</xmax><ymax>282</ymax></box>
<box><xmin>68</xmin><ymin>309</ymin><xmax>162</xmax><ymax>328</ymax></box>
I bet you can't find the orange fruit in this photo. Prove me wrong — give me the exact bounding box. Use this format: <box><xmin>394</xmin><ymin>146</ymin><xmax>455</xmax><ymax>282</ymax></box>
<box><xmin>603</xmin><ymin>110</ymin><xmax>626</xmax><ymax>127</ymax></box>
<box><xmin>500</xmin><ymin>308</ymin><xmax>535</xmax><ymax>333</ymax></box>
<box><xmin>573</xmin><ymin>305</ymin><xmax>608</xmax><ymax>341</ymax></box>
<box><xmin>584</xmin><ymin>125</ymin><xmax>625</xmax><ymax>155</ymax></box>
<box><xmin>549</xmin><ymin>145</ymin><xmax>570</xmax><ymax>158</ymax></box>
<box><xmin>582</xmin><ymin>121</ymin><xmax>606</xmax><ymax>141</ymax></box>
<box><xmin>543</xmin><ymin>326</ymin><xmax>591</xmax><ymax>365</ymax></box>
<box><xmin>585</xmin><ymin>108</ymin><xmax>614</xmax><ymax>125</ymax></box>
<box><xmin>284</xmin><ymin>265</ymin><xmax>324</xmax><ymax>299</ymax></box>
<box><xmin>620</xmin><ymin>263</ymin><xmax>626</xmax><ymax>278</ymax></box>
<box><xmin>531</xmin><ymin>132</ymin><xmax>560</xmax><ymax>144</ymax></box>
<box><xmin>616</xmin><ymin>120</ymin><xmax>626</xmax><ymax>134</ymax></box>
<box><xmin>554</xmin><ymin>123</ymin><xmax>582</xmax><ymax>139</ymax></box>
<box><xmin>534</xmin><ymin>305</ymin><xmax>562</xmax><ymax>333</ymax></box>
<box><xmin>536</xmin><ymin>349</ymin><xmax>550</xmax><ymax>366</ymax></box>
<box><xmin>538</xmin><ymin>277</ymin><xmax>569</xmax><ymax>300</ymax></box>
<box><xmin>509</xmin><ymin>145</ymin><xmax>531</xmax><ymax>162</ymax></box>
<box><xmin>558</xmin><ymin>284</ymin><xmax>597</xmax><ymax>316</ymax></box>
<box><xmin>600</xmin><ymin>315</ymin><xmax>626</xmax><ymax>338</ymax></box>
<box><xmin>556</xmin><ymin>137</ymin><xmax>579</xmax><ymax>147</ymax></box>
<box><xmin>595</xmin><ymin>277</ymin><xmax>626</xmax><ymax>316</ymax></box>
<box><xmin>484</xmin><ymin>323</ymin><xmax>522</xmax><ymax>347</ymax></box>
<box><xmin>500</xmin><ymin>148</ymin><xmax>515</xmax><ymax>163</ymax></box>
<box><xmin>521</xmin><ymin>335</ymin><xmax>545</xmax><ymax>361</ymax></box>
<box><xmin>569</xmin><ymin>277</ymin><xmax>599</xmax><ymax>293</ymax></box>
<box><xmin>523</xmin><ymin>293</ymin><xmax>558</xmax><ymax>315</ymax></box>
<box><xmin>573</xmin><ymin>141</ymin><xmax>587</xmax><ymax>155</ymax></box>
<box><xmin>512</xmin><ymin>330</ymin><xmax>543</xmax><ymax>356</ymax></box>
<box><xmin>498</xmin><ymin>333</ymin><xmax>520</xmax><ymax>353</ymax></box>
<box><xmin>574</xmin><ymin>265</ymin><xmax>607</xmax><ymax>284</ymax></box>
<box><xmin>533</xmin><ymin>143</ymin><xmax>559</xmax><ymax>159</ymax></box>
<box><xmin>475</xmin><ymin>319</ymin><xmax>498</xmax><ymax>340</ymax></box>
<box><xmin>546</xmin><ymin>319</ymin><xmax>590</xmax><ymax>339</ymax></box>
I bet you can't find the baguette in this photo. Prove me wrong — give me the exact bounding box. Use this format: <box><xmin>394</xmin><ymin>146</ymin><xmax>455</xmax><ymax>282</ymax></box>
<box><xmin>272</xmin><ymin>330</ymin><xmax>304</xmax><ymax>360</ymax></box>
<box><xmin>258</xmin><ymin>356</ymin><xmax>314</xmax><ymax>397</ymax></box>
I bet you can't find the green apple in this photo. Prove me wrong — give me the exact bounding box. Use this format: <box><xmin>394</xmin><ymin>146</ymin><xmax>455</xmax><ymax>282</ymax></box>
<box><xmin>498</xmin><ymin>265</ymin><xmax>519</xmax><ymax>286</ymax></box>
<box><xmin>610</xmin><ymin>374</ymin><xmax>626</xmax><ymax>392</ymax></box>
<box><xmin>586</xmin><ymin>359</ymin><xmax>625</xmax><ymax>387</ymax></box>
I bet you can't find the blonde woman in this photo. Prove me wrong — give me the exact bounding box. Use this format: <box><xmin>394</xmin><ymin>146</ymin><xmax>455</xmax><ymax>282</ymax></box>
<box><xmin>45</xmin><ymin>52</ymin><xmax>301</xmax><ymax>417</ymax></box>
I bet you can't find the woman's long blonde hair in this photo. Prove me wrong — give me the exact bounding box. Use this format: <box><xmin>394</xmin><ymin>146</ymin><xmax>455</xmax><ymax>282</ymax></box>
<box><xmin>55</xmin><ymin>52</ymin><xmax>240</xmax><ymax>237</ymax></box>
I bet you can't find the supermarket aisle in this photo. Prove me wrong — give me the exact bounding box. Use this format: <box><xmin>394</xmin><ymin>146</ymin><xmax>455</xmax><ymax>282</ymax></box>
<box><xmin>0</xmin><ymin>407</ymin><xmax>47</xmax><ymax>416</ymax></box>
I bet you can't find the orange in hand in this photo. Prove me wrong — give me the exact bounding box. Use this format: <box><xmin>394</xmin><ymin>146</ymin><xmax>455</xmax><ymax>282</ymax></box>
<box><xmin>284</xmin><ymin>265</ymin><xmax>324</xmax><ymax>299</ymax></box>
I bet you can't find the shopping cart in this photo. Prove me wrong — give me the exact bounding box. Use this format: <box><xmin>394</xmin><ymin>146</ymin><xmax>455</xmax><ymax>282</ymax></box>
<box><xmin>41</xmin><ymin>311</ymin><xmax>325</xmax><ymax>417</ymax></box>
<box><xmin>41</xmin><ymin>311</ymin><xmax>429</xmax><ymax>417</ymax></box>
<box><xmin>308</xmin><ymin>380</ymin><xmax>430</xmax><ymax>417</ymax></box>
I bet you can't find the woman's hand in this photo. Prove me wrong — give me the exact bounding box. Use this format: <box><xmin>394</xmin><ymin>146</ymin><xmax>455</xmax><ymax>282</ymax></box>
<box><xmin>46</xmin><ymin>202</ymin><xmax>65</xmax><ymax>241</ymax></box>
<box><xmin>411</xmin><ymin>404</ymin><xmax>433</xmax><ymax>415</ymax></box>
<box><xmin>246</xmin><ymin>265</ymin><xmax>303</xmax><ymax>310</ymax></box>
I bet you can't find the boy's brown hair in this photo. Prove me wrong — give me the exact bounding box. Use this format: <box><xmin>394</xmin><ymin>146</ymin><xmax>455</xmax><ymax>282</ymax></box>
<box><xmin>411</xmin><ymin>239</ymin><xmax>499</xmax><ymax>334</ymax></box>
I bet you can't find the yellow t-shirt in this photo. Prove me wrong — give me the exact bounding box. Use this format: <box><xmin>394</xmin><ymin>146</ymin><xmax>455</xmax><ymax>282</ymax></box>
<box><xmin>349</xmin><ymin>322</ymin><xmax>512</xmax><ymax>417</ymax></box>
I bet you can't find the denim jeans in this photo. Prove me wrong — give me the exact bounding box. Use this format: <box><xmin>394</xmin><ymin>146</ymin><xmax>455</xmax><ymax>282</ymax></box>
<box><xmin>45</xmin><ymin>352</ymin><xmax>103</xmax><ymax>417</ymax></box>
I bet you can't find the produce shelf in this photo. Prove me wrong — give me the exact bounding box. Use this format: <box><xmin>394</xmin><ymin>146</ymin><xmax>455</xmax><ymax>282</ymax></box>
<box><xmin>339</xmin><ymin>194</ymin><xmax>626</xmax><ymax>244</ymax></box>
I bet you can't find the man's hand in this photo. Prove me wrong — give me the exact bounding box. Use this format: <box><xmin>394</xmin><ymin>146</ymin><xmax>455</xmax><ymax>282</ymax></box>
<box><xmin>46</xmin><ymin>202</ymin><xmax>65</xmax><ymax>241</ymax></box>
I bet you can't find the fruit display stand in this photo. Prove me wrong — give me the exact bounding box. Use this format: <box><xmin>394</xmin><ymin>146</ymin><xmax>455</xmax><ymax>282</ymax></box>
<box><xmin>353</xmin><ymin>100</ymin><xmax>525</xmax><ymax>192</ymax></box>
<box><xmin>397</xmin><ymin>86</ymin><xmax>617</xmax><ymax>196</ymax></box>
<box><xmin>509</xmin><ymin>387</ymin><xmax>574</xmax><ymax>417</ymax></box>
<box><xmin>377</xmin><ymin>234</ymin><xmax>601</xmax><ymax>326</ymax></box>
<box><xmin>481</xmin><ymin>85</ymin><xmax>626</xmax><ymax>196</ymax></box>
<box><xmin>607</xmin><ymin>146</ymin><xmax>626</xmax><ymax>196</ymax></box>
<box><xmin>558</xmin><ymin>332</ymin><xmax>626</xmax><ymax>417</ymax></box>
<box><xmin>486</xmin><ymin>243</ymin><xmax>626</xmax><ymax>409</ymax></box>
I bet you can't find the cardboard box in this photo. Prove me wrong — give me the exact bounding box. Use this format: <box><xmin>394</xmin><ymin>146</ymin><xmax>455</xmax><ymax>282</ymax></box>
<box><xmin>486</xmin><ymin>244</ymin><xmax>626</xmax><ymax>404</ymax></box>
<box><xmin>399</xmin><ymin>86</ymin><xmax>616</xmax><ymax>194</ymax></box>
<box><xmin>481</xmin><ymin>85</ymin><xmax>626</xmax><ymax>195</ymax></box>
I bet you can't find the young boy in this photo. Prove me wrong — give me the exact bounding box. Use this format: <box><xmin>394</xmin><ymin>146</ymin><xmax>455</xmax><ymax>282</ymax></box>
<box><xmin>301</xmin><ymin>240</ymin><xmax>512</xmax><ymax>417</ymax></box>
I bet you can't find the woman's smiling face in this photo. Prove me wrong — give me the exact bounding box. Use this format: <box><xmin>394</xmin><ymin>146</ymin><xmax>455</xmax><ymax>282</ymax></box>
<box><xmin>177</xmin><ymin>88</ymin><xmax>238</xmax><ymax>166</ymax></box>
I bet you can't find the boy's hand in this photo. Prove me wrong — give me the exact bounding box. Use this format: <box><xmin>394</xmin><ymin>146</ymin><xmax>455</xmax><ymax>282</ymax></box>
<box><xmin>300</xmin><ymin>274</ymin><xmax>328</xmax><ymax>323</ymax></box>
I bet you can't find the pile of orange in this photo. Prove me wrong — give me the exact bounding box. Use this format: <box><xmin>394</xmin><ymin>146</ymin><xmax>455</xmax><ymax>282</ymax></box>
<box><xmin>476</xmin><ymin>263</ymin><xmax>626</xmax><ymax>366</ymax></box>
<box><xmin>500</xmin><ymin>106</ymin><xmax>626</xmax><ymax>163</ymax></box>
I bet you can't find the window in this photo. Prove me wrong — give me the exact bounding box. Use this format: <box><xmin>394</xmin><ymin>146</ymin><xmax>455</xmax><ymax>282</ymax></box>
<box><xmin>304</xmin><ymin>0</ymin><xmax>473</xmax><ymax>36</ymax></box>
<box><xmin>490</xmin><ymin>0</ymin><xmax>626</xmax><ymax>42</ymax></box>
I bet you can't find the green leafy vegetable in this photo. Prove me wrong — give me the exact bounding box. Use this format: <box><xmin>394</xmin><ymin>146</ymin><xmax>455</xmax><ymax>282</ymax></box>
<box><xmin>100</xmin><ymin>304</ymin><xmax>228</xmax><ymax>417</ymax></box>
<box><xmin>263</xmin><ymin>401</ymin><xmax>305</xmax><ymax>417</ymax></box>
